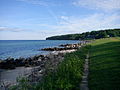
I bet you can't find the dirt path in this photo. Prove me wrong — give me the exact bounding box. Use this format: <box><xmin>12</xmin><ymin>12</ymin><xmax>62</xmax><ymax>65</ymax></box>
<box><xmin>80</xmin><ymin>54</ymin><xmax>89</xmax><ymax>90</ymax></box>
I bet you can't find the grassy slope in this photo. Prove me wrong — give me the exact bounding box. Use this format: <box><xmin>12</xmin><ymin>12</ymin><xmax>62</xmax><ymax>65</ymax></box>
<box><xmin>89</xmin><ymin>37</ymin><xmax>120</xmax><ymax>90</ymax></box>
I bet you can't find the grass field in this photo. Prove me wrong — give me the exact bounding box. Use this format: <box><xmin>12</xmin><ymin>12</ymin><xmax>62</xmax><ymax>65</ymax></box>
<box><xmin>89</xmin><ymin>37</ymin><xmax>120</xmax><ymax>90</ymax></box>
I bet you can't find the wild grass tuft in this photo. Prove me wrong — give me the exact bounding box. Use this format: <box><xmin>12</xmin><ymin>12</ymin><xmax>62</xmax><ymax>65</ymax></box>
<box><xmin>35</xmin><ymin>46</ymin><xmax>90</xmax><ymax>90</ymax></box>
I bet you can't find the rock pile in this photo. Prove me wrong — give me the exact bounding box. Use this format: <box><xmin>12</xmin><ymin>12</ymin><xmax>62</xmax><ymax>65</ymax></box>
<box><xmin>41</xmin><ymin>43</ymin><xmax>81</xmax><ymax>51</ymax></box>
<box><xmin>28</xmin><ymin>53</ymin><xmax>65</xmax><ymax>83</ymax></box>
<box><xmin>0</xmin><ymin>55</ymin><xmax>47</xmax><ymax>69</ymax></box>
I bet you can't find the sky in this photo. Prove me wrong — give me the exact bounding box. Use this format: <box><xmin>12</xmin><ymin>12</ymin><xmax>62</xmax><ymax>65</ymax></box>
<box><xmin>0</xmin><ymin>0</ymin><xmax>120</xmax><ymax>40</ymax></box>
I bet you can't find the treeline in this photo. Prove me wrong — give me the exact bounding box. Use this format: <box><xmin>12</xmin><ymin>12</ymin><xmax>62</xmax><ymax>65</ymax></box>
<box><xmin>46</xmin><ymin>29</ymin><xmax>120</xmax><ymax>40</ymax></box>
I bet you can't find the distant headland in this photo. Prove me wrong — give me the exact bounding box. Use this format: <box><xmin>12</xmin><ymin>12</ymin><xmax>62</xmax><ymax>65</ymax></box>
<box><xmin>46</xmin><ymin>28</ymin><xmax>120</xmax><ymax>40</ymax></box>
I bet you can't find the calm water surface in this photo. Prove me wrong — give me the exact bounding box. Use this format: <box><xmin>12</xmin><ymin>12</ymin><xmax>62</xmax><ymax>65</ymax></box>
<box><xmin>0</xmin><ymin>40</ymin><xmax>79</xmax><ymax>60</ymax></box>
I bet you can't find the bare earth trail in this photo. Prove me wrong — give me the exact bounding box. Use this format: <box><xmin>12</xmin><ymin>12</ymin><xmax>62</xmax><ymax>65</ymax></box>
<box><xmin>80</xmin><ymin>54</ymin><xmax>89</xmax><ymax>90</ymax></box>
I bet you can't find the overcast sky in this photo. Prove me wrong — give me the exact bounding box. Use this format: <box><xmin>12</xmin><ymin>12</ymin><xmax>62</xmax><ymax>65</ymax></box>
<box><xmin>0</xmin><ymin>0</ymin><xmax>120</xmax><ymax>40</ymax></box>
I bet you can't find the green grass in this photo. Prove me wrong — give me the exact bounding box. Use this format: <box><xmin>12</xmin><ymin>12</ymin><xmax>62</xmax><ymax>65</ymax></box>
<box><xmin>89</xmin><ymin>37</ymin><xmax>120</xmax><ymax>90</ymax></box>
<box><xmin>34</xmin><ymin>46</ymin><xmax>90</xmax><ymax>90</ymax></box>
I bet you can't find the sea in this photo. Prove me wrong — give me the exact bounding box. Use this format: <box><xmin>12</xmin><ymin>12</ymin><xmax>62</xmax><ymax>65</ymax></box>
<box><xmin>0</xmin><ymin>40</ymin><xmax>79</xmax><ymax>60</ymax></box>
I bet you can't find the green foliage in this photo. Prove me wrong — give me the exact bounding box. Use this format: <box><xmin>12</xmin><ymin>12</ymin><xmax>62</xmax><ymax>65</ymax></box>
<box><xmin>35</xmin><ymin>46</ymin><xmax>90</xmax><ymax>90</ymax></box>
<box><xmin>46</xmin><ymin>29</ymin><xmax>120</xmax><ymax>40</ymax></box>
<box><xmin>89</xmin><ymin>38</ymin><xmax>120</xmax><ymax>90</ymax></box>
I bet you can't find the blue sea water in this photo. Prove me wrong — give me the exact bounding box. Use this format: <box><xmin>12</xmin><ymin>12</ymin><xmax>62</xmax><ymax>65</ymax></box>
<box><xmin>0</xmin><ymin>40</ymin><xmax>79</xmax><ymax>60</ymax></box>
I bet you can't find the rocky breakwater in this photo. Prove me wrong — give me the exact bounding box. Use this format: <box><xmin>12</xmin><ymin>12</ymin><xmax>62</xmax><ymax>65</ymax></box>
<box><xmin>0</xmin><ymin>55</ymin><xmax>46</xmax><ymax>70</ymax></box>
<box><xmin>41</xmin><ymin>43</ymin><xmax>81</xmax><ymax>51</ymax></box>
<box><xmin>0</xmin><ymin>41</ymin><xmax>90</xmax><ymax>70</ymax></box>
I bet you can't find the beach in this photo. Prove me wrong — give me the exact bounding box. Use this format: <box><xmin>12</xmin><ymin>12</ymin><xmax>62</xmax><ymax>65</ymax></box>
<box><xmin>0</xmin><ymin>67</ymin><xmax>32</xmax><ymax>85</ymax></box>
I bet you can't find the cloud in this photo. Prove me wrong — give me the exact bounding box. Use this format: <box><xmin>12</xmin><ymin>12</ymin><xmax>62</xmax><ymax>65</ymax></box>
<box><xmin>1</xmin><ymin>13</ymin><xmax>119</xmax><ymax>38</ymax></box>
<box><xmin>0</xmin><ymin>13</ymin><xmax>119</xmax><ymax>40</ymax></box>
<box><xmin>0</xmin><ymin>27</ymin><xmax>28</xmax><ymax>32</ymax></box>
<box><xmin>73</xmin><ymin>0</ymin><xmax>120</xmax><ymax>11</ymax></box>
<box><xmin>49</xmin><ymin>13</ymin><xmax>120</xmax><ymax>34</ymax></box>
<box><xmin>60</xmin><ymin>16</ymin><xmax>69</xmax><ymax>20</ymax></box>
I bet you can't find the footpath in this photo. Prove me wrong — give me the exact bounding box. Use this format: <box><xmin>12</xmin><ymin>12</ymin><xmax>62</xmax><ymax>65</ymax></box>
<box><xmin>80</xmin><ymin>54</ymin><xmax>89</xmax><ymax>90</ymax></box>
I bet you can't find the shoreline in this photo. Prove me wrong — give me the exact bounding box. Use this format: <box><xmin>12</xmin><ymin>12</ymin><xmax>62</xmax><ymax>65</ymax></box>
<box><xmin>0</xmin><ymin>42</ymin><xmax>83</xmax><ymax>69</ymax></box>
<box><xmin>0</xmin><ymin>40</ymin><xmax>80</xmax><ymax>60</ymax></box>
<box><xmin>0</xmin><ymin>41</ymin><xmax>91</xmax><ymax>89</ymax></box>
<box><xmin>0</xmin><ymin>49</ymin><xmax>77</xmax><ymax>89</ymax></box>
